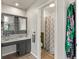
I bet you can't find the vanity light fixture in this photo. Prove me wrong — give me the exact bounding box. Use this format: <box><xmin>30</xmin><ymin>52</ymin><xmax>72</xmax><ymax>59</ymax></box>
<box><xmin>15</xmin><ymin>3</ymin><xmax>19</xmax><ymax>6</ymax></box>
<box><xmin>49</xmin><ymin>3</ymin><xmax>55</xmax><ymax>7</ymax></box>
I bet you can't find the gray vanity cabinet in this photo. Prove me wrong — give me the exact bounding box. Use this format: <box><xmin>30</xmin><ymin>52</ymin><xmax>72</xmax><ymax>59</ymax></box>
<box><xmin>16</xmin><ymin>39</ymin><xmax>31</xmax><ymax>56</ymax></box>
<box><xmin>16</xmin><ymin>40</ymin><xmax>26</xmax><ymax>55</ymax></box>
<box><xmin>25</xmin><ymin>39</ymin><xmax>31</xmax><ymax>53</ymax></box>
<box><xmin>1</xmin><ymin>39</ymin><xmax>31</xmax><ymax>56</ymax></box>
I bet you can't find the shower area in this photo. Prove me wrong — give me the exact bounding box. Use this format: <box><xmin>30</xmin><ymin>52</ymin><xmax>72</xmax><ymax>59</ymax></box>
<box><xmin>41</xmin><ymin>2</ymin><xmax>56</xmax><ymax>59</ymax></box>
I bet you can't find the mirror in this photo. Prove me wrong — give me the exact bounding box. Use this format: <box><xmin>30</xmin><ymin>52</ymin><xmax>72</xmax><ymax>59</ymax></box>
<box><xmin>1</xmin><ymin>13</ymin><xmax>27</xmax><ymax>36</ymax></box>
<box><xmin>18</xmin><ymin>17</ymin><xmax>27</xmax><ymax>31</ymax></box>
<box><xmin>4</xmin><ymin>15</ymin><xmax>15</xmax><ymax>31</ymax></box>
<box><xmin>17</xmin><ymin>17</ymin><xmax>27</xmax><ymax>34</ymax></box>
<box><xmin>2</xmin><ymin>14</ymin><xmax>15</xmax><ymax>36</ymax></box>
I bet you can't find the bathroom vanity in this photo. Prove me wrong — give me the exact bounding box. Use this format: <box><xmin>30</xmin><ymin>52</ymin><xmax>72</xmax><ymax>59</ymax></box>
<box><xmin>1</xmin><ymin>13</ymin><xmax>31</xmax><ymax>56</ymax></box>
<box><xmin>1</xmin><ymin>37</ymin><xmax>31</xmax><ymax>56</ymax></box>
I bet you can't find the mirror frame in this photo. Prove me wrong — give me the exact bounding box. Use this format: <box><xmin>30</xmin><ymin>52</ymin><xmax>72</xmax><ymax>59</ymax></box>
<box><xmin>1</xmin><ymin>13</ymin><xmax>27</xmax><ymax>35</ymax></box>
<box><xmin>17</xmin><ymin>16</ymin><xmax>27</xmax><ymax>34</ymax></box>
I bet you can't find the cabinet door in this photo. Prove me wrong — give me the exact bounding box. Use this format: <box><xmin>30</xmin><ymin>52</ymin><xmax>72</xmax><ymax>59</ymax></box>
<box><xmin>16</xmin><ymin>39</ymin><xmax>31</xmax><ymax>56</ymax></box>
<box><xmin>16</xmin><ymin>41</ymin><xmax>26</xmax><ymax>55</ymax></box>
<box><xmin>25</xmin><ymin>39</ymin><xmax>31</xmax><ymax>53</ymax></box>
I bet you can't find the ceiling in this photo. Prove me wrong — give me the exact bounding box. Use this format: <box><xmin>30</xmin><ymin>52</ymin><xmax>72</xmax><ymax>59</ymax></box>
<box><xmin>44</xmin><ymin>3</ymin><xmax>56</xmax><ymax>13</ymax></box>
<box><xmin>2</xmin><ymin>0</ymin><xmax>50</xmax><ymax>10</ymax></box>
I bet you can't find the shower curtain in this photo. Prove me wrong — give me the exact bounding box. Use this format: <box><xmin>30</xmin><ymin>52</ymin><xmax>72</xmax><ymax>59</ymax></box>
<box><xmin>45</xmin><ymin>16</ymin><xmax>54</xmax><ymax>54</ymax></box>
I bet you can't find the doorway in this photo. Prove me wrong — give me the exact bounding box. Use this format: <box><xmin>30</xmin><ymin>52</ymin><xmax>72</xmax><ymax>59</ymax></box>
<box><xmin>40</xmin><ymin>2</ymin><xmax>56</xmax><ymax>59</ymax></box>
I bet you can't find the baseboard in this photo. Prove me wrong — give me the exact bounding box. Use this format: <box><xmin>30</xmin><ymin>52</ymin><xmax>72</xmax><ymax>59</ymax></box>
<box><xmin>31</xmin><ymin>52</ymin><xmax>38</xmax><ymax>59</ymax></box>
<box><xmin>2</xmin><ymin>51</ymin><xmax>16</xmax><ymax>56</ymax></box>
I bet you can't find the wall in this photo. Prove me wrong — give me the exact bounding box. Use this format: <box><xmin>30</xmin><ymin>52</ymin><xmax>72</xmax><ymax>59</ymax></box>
<box><xmin>77</xmin><ymin>0</ymin><xmax>79</xmax><ymax>59</ymax></box>
<box><xmin>2</xmin><ymin>4</ymin><xmax>26</xmax><ymax>16</ymax></box>
<box><xmin>1</xmin><ymin>4</ymin><xmax>26</xmax><ymax>56</ymax></box>
<box><xmin>26</xmin><ymin>8</ymin><xmax>37</xmax><ymax>57</ymax></box>
<box><xmin>0</xmin><ymin>0</ymin><xmax>1</xmax><ymax>58</ymax></box>
<box><xmin>41</xmin><ymin>6</ymin><xmax>56</xmax><ymax>32</ymax></box>
<box><xmin>54</xmin><ymin>0</ymin><xmax>67</xmax><ymax>58</ymax></box>
<box><xmin>26</xmin><ymin>8</ymin><xmax>41</xmax><ymax>59</ymax></box>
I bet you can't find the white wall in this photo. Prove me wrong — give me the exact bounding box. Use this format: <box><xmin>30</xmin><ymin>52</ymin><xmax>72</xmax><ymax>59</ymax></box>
<box><xmin>1</xmin><ymin>4</ymin><xmax>26</xmax><ymax>56</ymax></box>
<box><xmin>0</xmin><ymin>0</ymin><xmax>1</xmax><ymax>58</ymax></box>
<box><xmin>41</xmin><ymin>7</ymin><xmax>56</xmax><ymax>32</ymax></box>
<box><xmin>26</xmin><ymin>8</ymin><xmax>37</xmax><ymax>56</ymax></box>
<box><xmin>77</xmin><ymin>0</ymin><xmax>79</xmax><ymax>59</ymax></box>
<box><xmin>26</xmin><ymin>8</ymin><xmax>41</xmax><ymax>59</ymax></box>
<box><xmin>2</xmin><ymin>4</ymin><xmax>26</xmax><ymax>16</ymax></box>
<box><xmin>54</xmin><ymin>0</ymin><xmax>66</xmax><ymax>59</ymax></box>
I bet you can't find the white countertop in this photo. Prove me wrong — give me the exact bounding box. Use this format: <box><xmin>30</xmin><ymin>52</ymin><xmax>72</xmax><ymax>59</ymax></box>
<box><xmin>1</xmin><ymin>37</ymin><xmax>31</xmax><ymax>44</ymax></box>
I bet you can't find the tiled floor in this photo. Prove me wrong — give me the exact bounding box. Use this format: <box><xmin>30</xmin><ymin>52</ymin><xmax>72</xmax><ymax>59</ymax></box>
<box><xmin>2</xmin><ymin>53</ymin><xmax>36</xmax><ymax>59</ymax></box>
<box><xmin>41</xmin><ymin>49</ymin><xmax>54</xmax><ymax>59</ymax></box>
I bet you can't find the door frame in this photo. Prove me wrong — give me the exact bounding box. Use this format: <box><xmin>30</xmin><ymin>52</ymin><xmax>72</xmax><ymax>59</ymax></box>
<box><xmin>37</xmin><ymin>0</ymin><xmax>57</xmax><ymax>59</ymax></box>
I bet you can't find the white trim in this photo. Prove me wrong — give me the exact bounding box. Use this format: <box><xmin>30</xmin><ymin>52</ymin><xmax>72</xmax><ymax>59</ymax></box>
<box><xmin>36</xmin><ymin>9</ymin><xmax>41</xmax><ymax>59</ymax></box>
<box><xmin>31</xmin><ymin>52</ymin><xmax>38</xmax><ymax>59</ymax></box>
<box><xmin>38</xmin><ymin>0</ymin><xmax>55</xmax><ymax>9</ymax></box>
<box><xmin>2</xmin><ymin>51</ymin><xmax>16</xmax><ymax>56</ymax></box>
<box><xmin>39</xmin><ymin>1</ymin><xmax>57</xmax><ymax>59</ymax></box>
<box><xmin>77</xmin><ymin>0</ymin><xmax>79</xmax><ymax>59</ymax></box>
<box><xmin>0</xmin><ymin>0</ymin><xmax>1</xmax><ymax>59</ymax></box>
<box><xmin>54</xmin><ymin>0</ymin><xmax>57</xmax><ymax>59</ymax></box>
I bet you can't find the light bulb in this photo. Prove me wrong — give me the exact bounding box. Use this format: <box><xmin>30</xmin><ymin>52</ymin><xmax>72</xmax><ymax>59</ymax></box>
<box><xmin>15</xmin><ymin>3</ymin><xmax>19</xmax><ymax>6</ymax></box>
<box><xmin>49</xmin><ymin>3</ymin><xmax>55</xmax><ymax>7</ymax></box>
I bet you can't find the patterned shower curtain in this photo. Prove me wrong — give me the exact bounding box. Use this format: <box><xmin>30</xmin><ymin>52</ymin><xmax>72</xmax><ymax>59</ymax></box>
<box><xmin>45</xmin><ymin>16</ymin><xmax>54</xmax><ymax>54</ymax></box>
